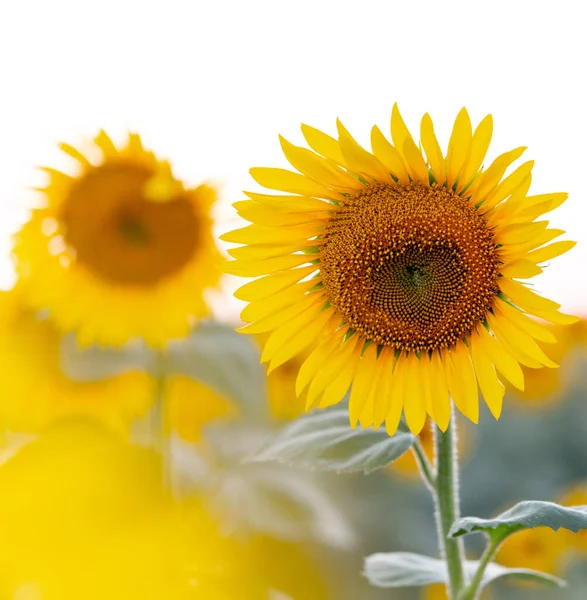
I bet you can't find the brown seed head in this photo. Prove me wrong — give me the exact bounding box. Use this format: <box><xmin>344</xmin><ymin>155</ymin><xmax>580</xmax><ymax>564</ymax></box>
<box><xmin>319</xmin><ymin>182</ymin><xmax>500</xmax><ymax>352</ymax></box>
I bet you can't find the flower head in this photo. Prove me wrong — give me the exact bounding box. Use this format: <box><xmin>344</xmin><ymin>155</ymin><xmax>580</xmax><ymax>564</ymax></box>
<box><xmin>224</xmin><ymin>106</ymin><xmax>575</xmax><ymax>434</ymax></box>
<box><xmin>13</xmin><ymin>132</ymin><xmax>223</xmax><ymax>347</ymax></box>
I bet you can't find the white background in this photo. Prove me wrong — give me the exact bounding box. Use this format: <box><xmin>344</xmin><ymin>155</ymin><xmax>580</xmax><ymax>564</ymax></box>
<box><xmin>1</xmin><ymin>0</ymin><xmax>584</xmax><ymax>318</ymax></box>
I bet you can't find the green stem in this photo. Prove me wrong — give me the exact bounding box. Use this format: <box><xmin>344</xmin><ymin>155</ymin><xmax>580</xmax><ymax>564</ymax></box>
<box><xmin>412</xmin><ymin>437</ymin><xmax>436</xmax><ymax>490</ymax></box>
<box><xmin>459</xmin><ymin>535</ymin><xmax>500</xmax><ymax>600</ymax></box>
<box><xmin>433</xmin><ymin>412</ymin><xmax>467</xmax><ymax>599</ymax></box>
<box><xmin>151</xmin><ymin>350</ymin><xmax>172</xmax><ymax>490</ymax></box>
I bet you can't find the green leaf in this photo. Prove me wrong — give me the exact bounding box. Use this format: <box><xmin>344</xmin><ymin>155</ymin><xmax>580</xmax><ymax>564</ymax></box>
<box><xmin>449</xmin><ymin>501</ymin><xmax>587</xmax><ymax>542</ymax></box>
<box><xmin>62</xmin><ymin>322</ymin><xmax>267</xmax><ymax>417</ymax></box>
<box><xmin>175</xmin><ymin>423</ymin><xmax>355</xmax><ymax>548</ymax></box>
<box><xmin>166</xmin><ymin>322</ymin><xmax>267</xmax><ymax>417</ymax></box>
<box><xmin>363</xmin><ymin>552</ymin><xmax>565</xmax><ymax>589</ymax></box>
<box><xmin>248</xmin><ymin>408</ymin><xmax>414</xmax><ymax>473</ymax></box>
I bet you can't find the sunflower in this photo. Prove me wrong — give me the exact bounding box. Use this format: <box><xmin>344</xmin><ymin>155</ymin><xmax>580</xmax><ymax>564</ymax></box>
<box><xmin>0</xmin><ymin>288</ymin><xmax>151</xmax><ymax>434</ymax></box>
<box><xmin>223</xmin><ymin>105</ymin><xmax>576</xmax><ymax>434</ymax></box>
<box><xmin>13</xmin><ymin>132</ymin><xmax>223</xmax><ymax>347</ymax></box>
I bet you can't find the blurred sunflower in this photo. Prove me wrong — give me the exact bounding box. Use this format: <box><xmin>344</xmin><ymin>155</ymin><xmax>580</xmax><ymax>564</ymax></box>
<box><xmin>497</xmin><ymin>527</ymin><xmax>567</xmax><ymax>577</ymax></box>
<box><xmin>166</xmin><ymin>375</ymin><xmax>237</xmax><ymax>442</ymax></box>
<box><xmin>13</xmin><ymin>131</ymin><xmax>223</xmax><ymax>347</ymax></box>
<box><xmin>510</xmin><ymin>319</ymin><xmax>587</xmax><ymax>407</ymax></box>
<box><xmin>0</xmin><ymin>421</ymin><xmax>329</xmax><ymax>600</ymax></box>
<box><xmin>223</xmin><ymin>105</ymin><xmax>575</xmax><ymax>434</ymax></box>
<box><xmin>0</xmin><ymin>288</ymin><xmax>151</xmax><ymax>434</ymax></box>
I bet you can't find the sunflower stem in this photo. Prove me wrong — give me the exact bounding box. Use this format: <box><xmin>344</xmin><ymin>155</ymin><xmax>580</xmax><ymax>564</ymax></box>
<box><xmin>432</xmin><ymin>410</ymin><xmax>467</xmax><ymax>599</ymax></box>
<box><xmin>412</xmin><ymin>437</ymin><xmax>436</xmax><ymax>490</ymax></box>
<box><xmin>151</xmin><ymin>349</ymin><xmax>172</xmax><ymax>491</ymax></box>
<box><xmin>458</xmin><ymin>535</ymin><xmax>500</xmax><ymax>600</ymax></box>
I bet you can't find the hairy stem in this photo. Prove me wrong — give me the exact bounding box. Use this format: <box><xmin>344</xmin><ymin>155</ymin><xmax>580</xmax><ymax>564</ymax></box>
<box><xmin>433</xmin><ymin>412</ymin><xmax>467</xmax><ymax>598</ymax></box>
<box><xmin>459</xmin><ymin>535</ymin><xmax>500</xmax><ymax>600</ymax></box>
<box><xmin>411</xmin><ymin>436</ymin><xmax>436</xmax><ymax>490</ymax></box>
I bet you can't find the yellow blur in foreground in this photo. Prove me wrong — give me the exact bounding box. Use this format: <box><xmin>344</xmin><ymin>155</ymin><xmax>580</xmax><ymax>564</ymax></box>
<box><xmin>0</xmin><ymin>421</ymin><xmax>327</xmax><ymax>600</ymax></box>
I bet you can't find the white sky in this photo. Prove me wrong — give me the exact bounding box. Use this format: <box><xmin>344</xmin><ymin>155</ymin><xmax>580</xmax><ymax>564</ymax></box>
<box><xmin>1</xmin><ymin>0</ymin><xmax>585</xmax><ymax>318</ymax></box>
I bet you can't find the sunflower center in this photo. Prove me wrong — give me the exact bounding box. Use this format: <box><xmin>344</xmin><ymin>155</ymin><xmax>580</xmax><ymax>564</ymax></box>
<box><xmin>61</xmin><ymin>163</ymin><xmax>198</xmax><ymax>286</ymax></box>
<box><xmin>319</xmin><ymin>182</ymin><xmax>500</xmax><ymax>352</ymax></box>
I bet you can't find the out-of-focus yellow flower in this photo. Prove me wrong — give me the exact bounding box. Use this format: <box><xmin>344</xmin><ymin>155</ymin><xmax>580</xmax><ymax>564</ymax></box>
<box><xmin>391</xmin><ymin>417</ymin><xmax>470</xmax><ymax>479</ymax></box>
<box><xmin>224</xmin><ymin>105</ymin><xmax>575</xmax><ymax>435</ymax></box>
<box><xmin>510</xmin><ymin>319</ymin><xmax>587</xmax><ymax>407</ymax></box>
<box><xmin>0</xmin><ymin>421</ymin><xmax>329</xmax><ymax>600</ymax></box>
<box><xmin>424</xmin><ymin>583</ymin><xmax>491</xmax><ymax>599</ymax></box>
<box><xmin>13</xmin><ymin>131</ymin><xmax>223</xmax><ymax>347</ymax></box>
<box><xmin>557</xmin><ymin>483</ymin><xmax>587</xmax><ymax>553</ymax></box>
<box><xmin>0</xmin><ymin>289</ymin><xmax>151</xmax><ymax>434</ymax></box>
<box><xmin>497</xmin><ymin>527</ymin><xmax>567</xmax><ymax>577</ymax></box>
<box><xmin>166</xmin><ymin>375</ymin><xmax>237</xmax><ymax>442</ymax></box>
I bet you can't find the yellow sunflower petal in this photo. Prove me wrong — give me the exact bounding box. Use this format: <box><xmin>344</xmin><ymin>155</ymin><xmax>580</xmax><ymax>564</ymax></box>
<box><xmin>481</xmin><ymin>160</ymin><xmax>535</xmax><ymax>213</ymax></box>
<box><xmin>220</xmin><ymin>223</ymin><xmax>317</xmax><ymax>245</ymax></box>
<box><xmin>446</xmin><ymin>107</ymin><xmax>472</xmax><ymax>189</ymax></box>
<box><xmin>496</xmin><ymin>221</ymin><xmax>549</xmax><ymax>246</ymax></box>
<box><xmin>420</xmin><ymin>113</ymin><xmax>446</xmax><ymax>185</ymax></box>
<box><xmin>488</xmin><ymin>313</ymin><xmax>557</xmax><ymax>368</ymax></box>
<box><xmin>469</xmin><ymin>334</ymin><xmax>504</xmax><ymax>419</ymax></box>
<box><xmin>265</xmin><ymin>308</ymin><xmax>334</xmax><ymax>372</ymax></box>
<box><xmin>234</xmin><ymin>265</ymin><xmax>318</xmax><ymax>302</ymax></box>
<box><xmin>458</xmin><ymin>114</ymin><xmax>493</xmax><ymax>193</ymax></box>
<box><xmin>279</xmin><ymin>136</ymin><xmax>360</xmax><ymax>190</ymax></box>
<box><xmin>499</xmin><ymin>278</ymin><xmax>561</xmax><ymax>313</ymax></box>
<box><xmin>225</xmin><ymin>254</ymin><xmax>313</xmax><ymax>277</ymax></box>
<box><xmin>403</xmin><ymin>354</ymin><xmax>427</xmax><ymax>434</ymax></box>
<box><xmin>475</xmin><ymin>327</ymin><xmax>525</xmax><ymax>390</ymax></box>
<box><xmin>94</xmin><ymin>130</ymin><xmax>118</xmax><ymax>158</ymax></box>
<box><xmin>468</xmin><ymin>146</ymin><xmax>526</xmax><ymax>202</ymax></box>
<box><xmin>305</xmin><ymin>335</ymin><xmax>361</xmax><ymax>406</ymax></box>
<box><xmin>240</xmin><ymin>280</ymin><xmax>318</xmax><ymax>322</ymax></box>
<box><xmin>237</xmin><ymin>292</ymin><xmax>326</xmax><ymax>334</ymax></box>
<box><xmin>402</xmin><ymin>138</ymin><xmax>430</xmax><ymax>183</ymax></box>
<box><xmin>297</xmin><ymin>334</ymin><xmax>342</xmax><ymax>397</ymax></box>
<box><xmin>370</xmin><ymin>125</ymin><xmax>410</xmax><ymax>183</ymax></box>
<box><xmin>349</xmin><ymin>344</ymin><xmax>379</xmax><ymax>428</ymax></box>
<box><xmin>372</xmin><ymin>349</ymin><xmax>395</xmax><ymax>429</ymax></box>
<box><xmin>319</xmin><ymin>351</ymin><xmax>360</xmax><ymax>409</ymax></box>
<box><xmin>243</xmin><ymin>192</ymin><xmax>333</xmax><ymax>212</ymax></box>
<box><xmin>228</xmin><ymin>243</ymin><xmax>314</xmax><ymax>262</ymax></box>
<box><xmin>301</xmin><ymin>124</ymin><xmax>346</xmax><ymax>166</ymax></box>
<box><xmin>59</xmin><ymin>142</ymin><xmax>92</xmax><ymax>168</ymax></box>
<box><xmin>429</xmin><ymin>351</ymin><xmax>451</xmax><ymax>432</ymax></box>
<box><xmin>249</xmin><ymin>167</ymin><xmax>339</xmax><ymax>200</ymax></box>
<box><xmin>386</xmin><ymin>356</ymin><xmax>408</xmax><ymax>436</ymax></box>
<box><xmin>517</xmin><ymin>192</ymin><xmax>568</xmax><ymax>220</ymax></box>
<box><xmin>494</xmin><ymin>298</ymin><xmax>557</xmax><ymax>343</ymax></box>
<box><xmin>527</xmin><ymin>240</ymin><xmax>577</xmax><ymax>264</ymax></box>
<box><xmin>390</xmin><ymin>103</ymin><xmax>414</xmax><ymax>155</ymax></box>
<box><xmin>446</xmin><ymin>344</ymin><xmax>479</xmax><ymax>424</ymax></box>
<box><xmin>499</xmin><ymin>259</ymin><xmax>543</xmax><ymax>279</ymax></box>
<box><xmin>336</xmin><ymin>121</ymin><xmax>391</xmax><ymax>183</ymax></box>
